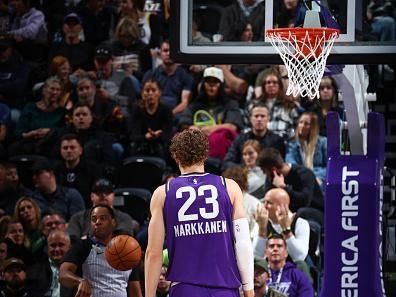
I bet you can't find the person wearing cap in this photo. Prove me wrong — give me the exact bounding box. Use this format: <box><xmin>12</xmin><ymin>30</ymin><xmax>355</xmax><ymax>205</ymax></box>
<box><xmin>0</xmin><ymin>257</ymin><xmax>33</xmax><ymax>296</ymax></box>
<box><xmin>142</xmin><ymin>40</ymin><xmax>194</xmax><ymax>116</ymax></box>
<box><xmin>254</xmin><ymin>256</ymin><xmax>269</xmax><ymax>297</ymax></box>
<box><xmin>67</xmin><ymin>178</ymin><xmax>138</xmax><ymax>243</ymax></box>
<box><xmin>178</xmin><ymin>66</ymin><xmax>243</xmax><ymax>159</ymax></box>
<box><xmin>54</xmin><ymin>133</ymin><xmax>102</xmax><ymax>206</ymax></box>
<box><xmin>48</xmin><ymin>13</ymin><xmax>95</xmax><ymax>71</ymax></box>
<box><xmin>93</xmin><ymin>43</ymin><xmax>139</xmax><ymax>110</ymax></box>
<box><xmin>31</xmin><ymin>160</ymin><xmax>85</xmax><ymax>221</ymax></box>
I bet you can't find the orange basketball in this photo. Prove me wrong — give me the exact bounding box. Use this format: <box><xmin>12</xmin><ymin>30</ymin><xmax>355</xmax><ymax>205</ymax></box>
<box><xmin>105</xmin><ymin>235</ymin><xmax>142</xmax><ymax>271</ymax></box>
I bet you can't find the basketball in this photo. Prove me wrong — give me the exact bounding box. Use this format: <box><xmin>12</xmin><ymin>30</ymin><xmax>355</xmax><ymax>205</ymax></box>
<box><xmin>105</xmin><ymin>235</ymin><xmax>142</xmax><ymax>271</ymax></box>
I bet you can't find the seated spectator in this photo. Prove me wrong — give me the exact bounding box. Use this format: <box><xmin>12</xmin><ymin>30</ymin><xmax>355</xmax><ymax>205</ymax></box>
<box><xmin>14</xmin><ymin>196</ymin><xmax>43</xmax><ymax>254</ymax></box>
<box><xmin>267</xmin><ymin>89</ymin><xmax>302</xmax><ymax>141</ymax></box>
<box><xmin>143</xmin><ymin>40</ymin><xmax>194</xmax><ymax>116</ymax></box>
<box><xmin>9</xmin><ymin>77</ymin><xmax>66</xmax><ymax>155</ymax></box>
<box><xmin>253</xmin><ymin>66</ymin><xmax>284</xmax><ymax>106</ymax></box>
<box><xmin>60</xmin><ymin>205</ymin><xmax>142</xmax><ymax>297</ymax></box>
<box><xmin>286</xmin><ymin>112</ymin><xmax>327</xmax><ymax>187</ymax></box>
<box><xmin>116</xmin><ymin>0</ymin><xmax>160</xmax><ymax>50</ymax></box>
<box><xmin>3</xmin><ymin>218</ymin><xmax>31</xmax><ymax>263</ymax></box>
<box><xmin>216</xmin><ymin>64</ymin><xmax>250</xmax><ymax>104</ymax></box>
<box><xmin>76</xmin><ymin>0</ymin><xmax>116</xmax><ymax>46</ymax></box>
<box><xmin>241</xmin><ymin>139</ymin><xmax>266</xmax><ymax>199</ymax></box>
<box><xmin>0</xmin><ymin>162</ymin><xmax>33</xmax><ymax>216</ymax></box>
<box><xmin>254</xmin><ymin>256</ymin><xmax>269</xmax><ymax>297</ymax></box>
<box><xmin>240</xmin><ymin>21</ymin><xmax>254</xmax><ymax>43</ymax></box>
<box><xmin>305</xmin><ymin>76</ymin><xmax>344</xmax><ymax>136</ymax></box>
<box><xmin>128</xmin><ymin>78</ymin><xmax>173</xmax><ymax>159</ymax></box>
<box><xmin>265</xmin><ymin>234</ymin><xmax>314</xmax><ymax>296</ymax></box>
<box><xmin>0</xmin><ymin>238</ymin><xmax>7</xmax><ymax>265</ymax></box>
<box><xmin>0</xmin><ymin>103</ymin><xmax>10</xmax><ymax>159</ymax></box>
<box><xmin>112</xmin><ymin>16</ymin><xmax>151</xmax><ymax>75</ymax></box>
<box><xmin>223</xmin><ymin>102</ymin><xmax>285</xmax><ymax>169</ymax></box>
<box><xmin>178</xmin><ymin>67</ymin><xmax>243</xmax><ymax>160</ymax></box>
<box><xmin>75</xmin><ymin>45</ymin><xmax>139</xmax><ymax>113</ymax></box>
<box><xmin>48</xmin><ymin>13</ymin><xmax>94</xmax><ymax>71</ymax></box>
<box><xmin>366</xmin><ymin>2</ymin><xmax>396</xmax><ymax>42</ymax></box>
<box><xmin>56</xmin><ymin>102</ymin><xmax>122</xmax><ymax>163</ymax></box>
<box><xmin>218</xmin><ymin>0</ymin><xmax>265</xmax><ymax>41</ymax></box>
<box><xmin>0</xmin><ymin>257</ymin><xmax>34</xmax><ymax>297</ymax></box>
<box><xmin>252</xmin><ymin>189</ymin><xmax>310</xmax><ymax>266</ymax></box>
<box><xmin>258</xmin><ymin>147</ymin><xmax>324</xmax><ymax>226</ymax></box>
<box><xmin>47</xmin><ymin>56</ymin><xmax>74</xmax><ymax>109</ymax></box>
<box><xmin>0</xmin><ymin>36</ymin><xmax>29</xmax><ymax>115</ymax></box>
<box><xmin>41</xmin><ymin>209</ymin><xmax>67</xmax><ymax>239</ymax></box>
<box><xmin>54</xmin><ymin>133</ymin><xmax>102</xmax><ymax>206</ymax></box>
<box><xmin>67</xmin><ymin>178</ymin><xmax>138</xmax><ymax>242</ymax></box>
<box><xmin>156</xmin><ymin>249</ymin><xmax>171</xmax><ymax>297</ymax></box>
<box><xmin>222</xmin><ymin>166</ymin><xmax>260</xmax><ymax>240</ymax></box>
<box><xmin>75</xmin><ymin>77</ymin><xmax>125</xmax><ymax>135</ymax></box>
<box><xmin>275</xmin><ymin>0</ymin><xmax>302</xmax><ymax>28</ymax></box>
<box><xmin>33</xmin><ymin>56</ymin><xmax>75</xmax><ymax>109</ymax></box>
<box><xmin>6</xmin><ymin>0</ymin><xmax>47</xmax><ymax>43</ymax></box>
<box><xmin>31</xmin><ymin>160</ymin><xmax>85</xmax><ymax>221</ymax></box>
<box><xmin>262</xmin><ymin>66</ymin><xmax>302</xmax><ymax>141</ymax></box>
<box><xmin>26</xmin><ymin>230</ymin><xmax>73</xmax><ymax>297</ymax></box>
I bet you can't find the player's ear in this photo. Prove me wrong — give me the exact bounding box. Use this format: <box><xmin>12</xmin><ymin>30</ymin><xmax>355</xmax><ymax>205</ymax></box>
<box><xmin>111</xmin><ymin>218</ymin><xmax>116</xmax><ymax>228</ymax></box>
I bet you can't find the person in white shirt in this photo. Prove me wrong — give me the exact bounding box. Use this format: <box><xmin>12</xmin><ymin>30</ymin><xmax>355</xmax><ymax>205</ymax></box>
<box><xmin>252</xmin><ymin>188</ymin><xmax>310</xmax><ymax>262</ymax></box>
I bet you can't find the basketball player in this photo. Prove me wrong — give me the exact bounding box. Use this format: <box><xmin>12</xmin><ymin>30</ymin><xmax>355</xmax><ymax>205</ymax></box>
<box><xmin>145</xmin><ymin>129</ymin><xmax>254</xmax><ymax>297</ymax></box>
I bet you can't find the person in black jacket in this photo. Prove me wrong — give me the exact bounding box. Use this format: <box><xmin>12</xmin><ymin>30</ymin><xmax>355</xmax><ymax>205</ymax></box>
<box><xmin>0</xmin><ymin>257</ymin><xmax>34</xmax><ymax>297</ymax></box>
<box><xmin>258</xmin><ymin>147</ymin><xmax>324</xmax><ymax>226</ymax></box>
<box><xmin>54</xmin><ymin>133</ymin><xmax>102</xmax><ymax>206</ymax></box>
<box><xmin>26</xmin><ymin>230</ymin><xmax>73</xmax><ymax>297</ymax></box>
<box><xmin>55</xmin><ymin>103</ymin><xmax>121</xmax><ymax>163</ymax></box>
<box><xmin>223</xmin><ymin>102</ymin><xmax>285</xmax><ymax>170</ymax></box>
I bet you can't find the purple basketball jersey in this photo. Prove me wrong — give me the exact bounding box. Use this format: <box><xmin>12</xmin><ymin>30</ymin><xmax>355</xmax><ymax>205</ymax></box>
<box><xmin>164</xmin><ymin>173</ymin><xmax>241</xmax><ymax>289</ymax></box>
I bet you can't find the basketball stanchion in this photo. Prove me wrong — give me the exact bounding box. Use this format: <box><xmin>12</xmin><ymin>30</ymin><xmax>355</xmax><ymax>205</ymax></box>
<box><xmin>320</xmin><ymin>112</ymin><xmax>386</xmax><ymax>297</ymax></box>
<box><xmin>265</xmin><ymin>5</ymin><xmax>387</xmax><ymax>296</ymax></box>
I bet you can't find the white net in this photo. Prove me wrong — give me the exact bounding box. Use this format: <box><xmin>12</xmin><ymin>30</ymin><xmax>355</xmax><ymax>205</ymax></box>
<box><xmin>266</xmin><ymin>28</ymin><xmax>339</xmax><ymax>100</ymax></box>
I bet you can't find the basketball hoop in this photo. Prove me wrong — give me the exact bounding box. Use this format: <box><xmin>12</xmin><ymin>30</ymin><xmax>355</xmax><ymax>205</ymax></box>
<box><xmin>266</xmin><ymin>27</ymin><xmax>339</xmax><ymax>100</ymax></box>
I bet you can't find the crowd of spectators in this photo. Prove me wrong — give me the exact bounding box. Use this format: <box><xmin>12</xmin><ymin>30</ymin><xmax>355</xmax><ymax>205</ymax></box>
<box><xmin>0</xmin><ymin>0</ymin><xmax>394</xmax><ymax>296</ymax></box>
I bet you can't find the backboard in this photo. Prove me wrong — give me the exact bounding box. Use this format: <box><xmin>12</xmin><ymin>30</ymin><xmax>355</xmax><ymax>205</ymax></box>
<box><xmin>170</xmin><ymin>0</ymin><xmax>396</xmax><ymax>65</ymax></box>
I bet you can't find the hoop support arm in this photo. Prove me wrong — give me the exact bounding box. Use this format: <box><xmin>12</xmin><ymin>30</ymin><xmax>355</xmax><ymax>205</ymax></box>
<box><xmin>332</xmin><ymin>72</ymin><xmax>364</xmax><ymax>155</ymax></box>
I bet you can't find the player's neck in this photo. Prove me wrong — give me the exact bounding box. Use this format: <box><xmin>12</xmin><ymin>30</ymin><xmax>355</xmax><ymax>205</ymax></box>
<box><xmin>179</xmin><ymin>164</ymin><xmax>205</xmax><ymax>175</ymax></box>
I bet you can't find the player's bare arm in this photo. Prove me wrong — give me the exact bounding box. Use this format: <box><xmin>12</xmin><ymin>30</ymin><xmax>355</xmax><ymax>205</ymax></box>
<box><xmin>145</xmin><ymin>185</ymin><xmax>166</xmax><ymax>297</ymax></box>
<box><xmin>225</xmin><ymin>178</ymin><xmax>254</xmax><ymax>297</ymax></box>
<box><xmin>59</xmin><ymin>262</ymin><xmax>91</xmax><ymax>297</ymax></box>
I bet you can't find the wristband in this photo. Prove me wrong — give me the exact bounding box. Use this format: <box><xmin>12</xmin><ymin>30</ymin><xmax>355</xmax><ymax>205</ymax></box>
<box><xmin>282</xmin><ymin>227</ymin><xmax>292</xmax><ymax>235</ymax></box>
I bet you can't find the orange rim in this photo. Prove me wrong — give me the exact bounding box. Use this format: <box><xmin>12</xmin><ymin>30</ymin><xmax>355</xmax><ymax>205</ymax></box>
<box><xmin>266</xmin><ymin>27</ymin><xmax>340</xmax><ymax>40</ymax></box>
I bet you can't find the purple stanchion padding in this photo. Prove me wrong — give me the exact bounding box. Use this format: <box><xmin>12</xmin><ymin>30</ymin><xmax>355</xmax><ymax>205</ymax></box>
<box><xmin>321</xmin><ymin>112</ymin><xmax>386</xmax><ymax>297</ymax></box>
